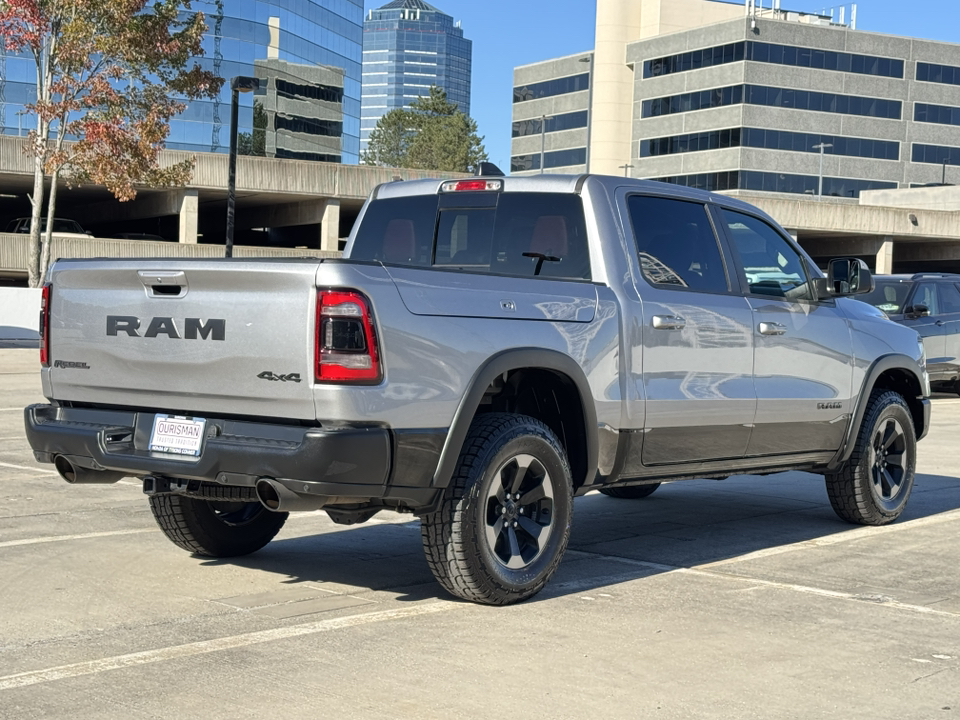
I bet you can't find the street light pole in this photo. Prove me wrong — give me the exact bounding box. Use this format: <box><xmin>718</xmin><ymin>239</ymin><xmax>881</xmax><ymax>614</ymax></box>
<box><xmin>813</xmin><ymin>142</ymin><xmax>833</xmax><ymax>200</ymax></box>
<box><xmin>619</xmin><ymin>163</ymin><xmax>634</xmax><ymax>177</ymax></box>
<box><xmin>226</xmin><ymin>76</ymin><xmax>259</xmax><ymax>258</ymax></box>
<box><xmin>579</xmin><ymin>55</ymin><xmax>593</xmax><ymax>173</ymax></box>
<box><xmin>539</xmin><ymin>114</ymin><xmax>548</xmax><ymax>175</ymax></box>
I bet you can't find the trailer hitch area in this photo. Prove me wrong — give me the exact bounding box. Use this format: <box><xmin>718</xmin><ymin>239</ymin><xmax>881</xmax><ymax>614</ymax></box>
<box><xmin>142</xmin><ymin>475</ymin><xmax>202</xmax><ymax>496</ymax></box>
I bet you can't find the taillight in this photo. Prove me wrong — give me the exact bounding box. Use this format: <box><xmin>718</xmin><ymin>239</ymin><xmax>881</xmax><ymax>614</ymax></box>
<box><xmin>39</xmin><ymin>283</ymin><xmax>51</xmax><ymax>367</ymax></box>
<box><xmin>316</xmin><ymin>290</ymin><xmax>381</xmax><ymax>384</ymax></box>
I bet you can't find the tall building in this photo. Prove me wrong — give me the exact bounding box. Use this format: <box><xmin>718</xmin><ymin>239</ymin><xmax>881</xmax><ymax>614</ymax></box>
<box><xmin>511</xmin><ymin>0</ymin><xmax>960</xmax><ymax>197</ymax></box>
<box><xmin>0</xmin><ymin>0</ymin><xmax>364</xmax><ymax>164</ymax></box>
<box><xmin>360</xmin><ymin>0</ymin><xmax>472</xmax><ymax>156</ymax></box>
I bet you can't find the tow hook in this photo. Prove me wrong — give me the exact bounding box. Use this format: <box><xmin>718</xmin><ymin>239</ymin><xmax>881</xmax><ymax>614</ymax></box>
<box><xmin>142</xmin><ymin>476</ymin><xmax>202</xmax><ymax>496</ymax></box>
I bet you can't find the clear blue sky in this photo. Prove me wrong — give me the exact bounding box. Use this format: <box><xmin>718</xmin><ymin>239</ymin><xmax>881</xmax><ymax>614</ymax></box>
<box><xmin>362</xmin><ymin>0</ymin><xmax>959</xmax><ymax>171</ymax></box>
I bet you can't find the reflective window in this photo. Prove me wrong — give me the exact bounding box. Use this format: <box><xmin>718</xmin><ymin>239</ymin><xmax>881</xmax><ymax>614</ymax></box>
<box><xmin>350</xmin><ymin>193</ymin><xmax>590</xmax><ymax>280</ymax></box>
<box><xmin>512</xmin><ymin>111</ymin><xmax>588</xmax><ymax>138</ymax></box>
<box><xmin>627</xmin><ymin>196</ymin><xmax>729</xmax><ymax>293</ymax></box>
<box><xmin>513</xmin><ymin>73</ymin><xmax>590</xmax><ymax>103</ymax></box>
<box><xmin>938</xmin><ymin>284</ymin><xmax>960</xmax><ymax>314</ymax></box>
<box><xmin>651</xmin><ymin>171</ymin><xmax>897</xmax><ymax>198</ymax></box>
<box><xmin>912</xmin><ymin>143</ymin><xmax>960</xmax><ymax>166</ymax></box>
<box><xmin>721</xmin><ymin>210</ymin><xmax>811</xmax><ymax>301</ymax></box>
<box><xmin>510</xmin><ymin>147</ymin><xmax>586</xmax><ymax>172</ymax></box>
<box><xmin>917</xmin><ymin>62</ymin><xmax>960</xmax><ymax>86</ymax></box>
<box><xmin>641</xmin><ymin>127</ymin><xmax>899</xmax><ymax>161</ymax></box>
<box><xmin>861</xmin><ymin>281</ymin><xmax>912</xmax><ymax>315</ymax></box>
<box><xmin>643</xmin><ymin>41</ymin><xmax>903</xmax><ymax>79</ymax></box>
<box><xmin>911</xmin><ymin>283</ymin><xmax>940</xmax><ymax>315</ymax></box>
<box><xmin>641</xmin><ymin>84</ymin><xmax>901</xmax><ymax>119</ymax></box>
<box><xmin>915</xmin><ymin>103</ymin><xmax>960</xmax><ymax>127</ymax></box>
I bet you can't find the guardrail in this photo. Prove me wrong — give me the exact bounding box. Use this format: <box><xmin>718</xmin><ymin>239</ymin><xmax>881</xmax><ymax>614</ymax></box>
<box><xmin>0</xmin><ymin>234</ymin><xmax>342</xmax><ymax>277</ymax></box>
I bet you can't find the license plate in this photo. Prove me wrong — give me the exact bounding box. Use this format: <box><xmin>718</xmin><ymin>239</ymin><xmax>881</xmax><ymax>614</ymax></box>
<box><xmin>149</xmin><ymin>414</ymin><xmax>207</xmax><ymax>457</ymax></box>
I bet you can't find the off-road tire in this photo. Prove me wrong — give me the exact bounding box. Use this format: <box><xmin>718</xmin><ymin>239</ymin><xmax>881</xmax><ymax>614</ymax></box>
<box><xmin>420</xmin><ymin>413</ymin><xmax>574</xmax><ymax>605</ymax></box>
<box><xmin>825</xmin><ymin>390</ymin><xmax>916</xmax><ymax>526</ymax></box>
<box><xmin>149</xmin><ymin>489</ymin><xmax>288</xmax><ymax>557</ymax></box>
<box><xmin>599</xmin><ymin>483</ymin><xmax>661</xmax><ymax>499</ymax></box>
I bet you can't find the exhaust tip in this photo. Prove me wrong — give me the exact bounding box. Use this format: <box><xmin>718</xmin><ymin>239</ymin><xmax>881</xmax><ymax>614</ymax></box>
<box><xmin>256</xmin><ymin>478</ymin><xmax>282</xmax><ymax>511</ymax></box>
<box><xmin>54</xmin><ymin>455</ymin><xmax>78</xmax><ymax>483</ymax></box>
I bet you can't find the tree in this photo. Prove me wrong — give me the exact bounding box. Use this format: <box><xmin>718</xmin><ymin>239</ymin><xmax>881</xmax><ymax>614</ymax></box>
<box><xmin>0</xmin><ymin>0</ymin><xmax>223</xmax><ymax>287</ymax></box>
<box><xmin>238</xmin><ymin>99</ymin><xmax>267</xmax><ymax>157</ymax></box>
<box><xmin>361</xmin><ymin>86</ymin><xmax>487</xmax><ymax>173</ymax></box>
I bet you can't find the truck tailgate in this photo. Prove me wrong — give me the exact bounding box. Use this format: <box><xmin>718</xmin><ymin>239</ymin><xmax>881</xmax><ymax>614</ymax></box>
<box><xmin>47</xmin><ymin>259</ymin><xmax>321</xmax><ymax>420</ymax></box>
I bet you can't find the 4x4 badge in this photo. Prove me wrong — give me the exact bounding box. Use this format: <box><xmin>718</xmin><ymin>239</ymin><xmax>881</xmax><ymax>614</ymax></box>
<box><xmin>257</xmin><ymin>371</ymin><xmax>302</xmax><ymax>383</ymax></box>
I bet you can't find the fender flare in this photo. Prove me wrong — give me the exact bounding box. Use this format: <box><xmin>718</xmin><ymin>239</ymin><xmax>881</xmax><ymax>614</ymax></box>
<box><xmin>432</xmin><ymin>348</ymin><xmax>599</xmax><ymax>489</ymax></box>
<box><xmin>828</xmin><ymin>353</ymin><xmax>926</xmax><ymax>470</ymax></box>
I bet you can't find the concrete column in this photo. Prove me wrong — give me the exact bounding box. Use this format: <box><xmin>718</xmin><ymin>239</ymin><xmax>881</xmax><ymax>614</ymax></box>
<box><xmin>876</xmin><ymin>237</ymin><xmax>894</xmax><ymax>275</ymax></box>
<box><xmin>320</xmin><ymin>199</ymin><xmax>340</xmax><ymax>252</ymax></box>
<box><xmin>785</xmin><ymin>228</ymin><xmax>799</xmax><ymax>242</ymax></box>
<box><xmin>178</xmin><ymin>189</ymin><xmax>199</xmax><ymax>244</ymax></box>
<box><xmin>590</xmin><ymin>0</ymin><xmax>642</xmax><ymax>176</ymax></box>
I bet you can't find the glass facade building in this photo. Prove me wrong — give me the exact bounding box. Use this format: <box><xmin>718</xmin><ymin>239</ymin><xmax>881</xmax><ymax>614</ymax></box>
<box><xmin>360</xmin><ymin>0</ymin><xmax>472</xmax><ymax>154</ymax></box>
<box><xmin>0</xmin><ymin>0</ymin><xmax>364</xmax><ymax>164</ymax></box>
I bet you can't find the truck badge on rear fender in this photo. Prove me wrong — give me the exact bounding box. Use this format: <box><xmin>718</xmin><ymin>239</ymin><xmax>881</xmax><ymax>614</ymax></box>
<box><xmin>817</xmin><ymin>402</ymin><xmax>842</xmax><ymax>410</ymax></box>
<box><xmin>257</xmin><ymin>371</ymin><xmax>302</xmax><ymax>383</ymax></box>
<box><xmin>106</xmin><ymin>316</ymin><xmax>225</xmax><ymax>340</ymax></box>
<box><xmin>53</xmin><ymin>360</ymin><xmax>90</xmax><ymax>369</ymax></box>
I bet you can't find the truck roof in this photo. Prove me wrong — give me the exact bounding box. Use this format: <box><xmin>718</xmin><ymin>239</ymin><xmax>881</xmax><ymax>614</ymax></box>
<box><xmin>373</xmin><ymin>173</ymin><xmax>775</xmax><ymax>221</ymax></box>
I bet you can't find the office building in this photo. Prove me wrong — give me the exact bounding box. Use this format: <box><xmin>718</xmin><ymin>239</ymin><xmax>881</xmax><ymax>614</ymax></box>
<box><xmin>360</xmin><ymin>0</ymin><xmax>472</xmax><ymax>155</ymax></box>
<box><xmin>512</xmin><ymin>0</ymin><xmax>960</xmax><ymax>198</ymax></box>
<box><xmin>0</xmin><ymin>0</ymin><xmax>364</xmax><ymax>164</ymax></box>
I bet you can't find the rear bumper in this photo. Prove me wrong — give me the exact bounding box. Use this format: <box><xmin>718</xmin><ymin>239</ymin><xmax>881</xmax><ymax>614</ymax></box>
<box><xmin>24</xmin><ymin>404</ymin><xmax>441</xmax><ymax>508</ymax></box>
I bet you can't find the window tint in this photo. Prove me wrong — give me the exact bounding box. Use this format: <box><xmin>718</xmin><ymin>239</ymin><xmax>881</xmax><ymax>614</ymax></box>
<box><xmin>861</xmin><ymin>281</ymin><xmax>911</xmax><ymax>314</ymax></box>
<box><xmin>721</xmin><ymin>210</ymin><xmax>811</xmax><ymax>301</ymax></box>
<box><xmin>939</xmin><ymin>283</ymin><xmax>960</xmax><ymax>314</ymax></box>
<box><xmin>627</xmin><ymin>196</ymin><xmax>728</xmax><ymax>293</ymax></box>
<box><xmin>513</xmin><ymin>73</ymin><xmax>589</xmax><ymax>103</ymax></box>
<box><xmin>350</xmin><ymin>192</ymin><xmax>590</xmax><ymax>280</ymax></box>
<box><xmin>350</xmin><ymin>195</ymin><xmax>439</xmax><ymax>268</ymax></box>
<box><xmin>912</xmin><ymin>283</ymin><xmax>940</xmax><ymax>315</ymax></box>
<box><xmin>434</xmin><ymin>209</ymin><xmax>496</xmax><ymax>267</ymax></box>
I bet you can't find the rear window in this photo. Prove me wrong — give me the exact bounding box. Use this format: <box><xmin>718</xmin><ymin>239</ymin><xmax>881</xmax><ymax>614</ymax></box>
<box><xmin>350</xmin><ymin>192</ymin><xmax>591</xmax><ymax>280</ymax></box>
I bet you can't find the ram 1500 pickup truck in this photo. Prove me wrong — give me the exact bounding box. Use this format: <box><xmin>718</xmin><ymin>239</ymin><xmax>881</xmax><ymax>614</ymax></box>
<box><xmin>24</xmin><ymin>174</ymin><xmax>931</xmax><ymax>605</ymax></box>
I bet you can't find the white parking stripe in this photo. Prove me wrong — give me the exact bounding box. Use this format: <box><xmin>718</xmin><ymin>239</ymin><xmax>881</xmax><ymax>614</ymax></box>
<box><xmin>0</xmin><ymin>601</ymin><xmax>458</xmax><ymax>691</ymax></box>
<box><xmin>0</xmin><ymin>528</ymin><xmax>155</xmax><ymax>549</ymax></box>
<box><xmin>0</xmin><ymin>461</ymin><xmax>59</xmax><ymax>475</ymax></box>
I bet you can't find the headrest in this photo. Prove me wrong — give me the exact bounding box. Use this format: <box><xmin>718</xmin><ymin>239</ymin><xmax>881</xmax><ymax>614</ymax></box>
<box><xmin>530</xmin><ymin>216</ymin><xmax>568</xmax><ymax>257</ymax></box>
<box><xmin>383</xmin><ymin>219</ymin><xmax>415</xmax><ymax>263</ymax></box>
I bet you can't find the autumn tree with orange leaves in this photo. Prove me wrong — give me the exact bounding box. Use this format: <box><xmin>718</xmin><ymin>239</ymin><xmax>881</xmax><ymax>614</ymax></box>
<box><xmin>0</xmin><ymin>0</ymin><xmax>224</xmax><ymax>286</ymax></box>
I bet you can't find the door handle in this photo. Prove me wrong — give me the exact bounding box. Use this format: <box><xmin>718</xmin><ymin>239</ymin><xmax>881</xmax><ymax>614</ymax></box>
<box><xmin>758</xmin><ymin>322</ymin><xmax>787</xmax><ymax>336</ymax></box>
<box><xmin>652</xmin><ymin>315</ymin><xmax>686</xmax><ymax>330</ymax></box>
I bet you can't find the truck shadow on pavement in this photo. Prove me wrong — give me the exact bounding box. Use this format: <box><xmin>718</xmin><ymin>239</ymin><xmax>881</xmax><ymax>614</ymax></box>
<box><xmin>203</xmin><ymin>471</ymin><xmax>960</xmax><ymax>604</ymax></box>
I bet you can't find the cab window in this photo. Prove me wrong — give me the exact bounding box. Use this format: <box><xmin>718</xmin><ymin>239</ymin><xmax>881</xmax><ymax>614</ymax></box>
<box><xmin>721</xmin><ymin>209</ymin><xmax>811</xmax><ymax>301</ymax></box>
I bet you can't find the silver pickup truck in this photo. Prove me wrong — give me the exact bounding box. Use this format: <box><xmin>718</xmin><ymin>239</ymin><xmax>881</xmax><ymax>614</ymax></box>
<box><xmin>24</xmin><ymin>174</ymin><xmax>931</xmax><ymax>605</ymax></box>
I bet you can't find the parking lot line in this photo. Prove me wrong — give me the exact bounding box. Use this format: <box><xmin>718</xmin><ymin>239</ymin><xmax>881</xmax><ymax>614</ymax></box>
<box><xmin>0</xmin><ymin>461</ymin><xmax>59</xmax><ymax>475</ymax></box>
<box><xmin>0</xmin><ymin>528</ymin><xmax>156</xmax><ymax>550</ymax></box>
<box><xmin>0</xmin><ymin>601</ymin><xmax>459</xmax><ymax>691</ymax></box>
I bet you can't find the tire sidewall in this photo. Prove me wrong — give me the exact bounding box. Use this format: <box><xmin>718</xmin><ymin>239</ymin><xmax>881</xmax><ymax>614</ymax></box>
<box><xmin>461</xmin><ymin>424</ymin><xmax>573</xmax><ymax>595</ymax></box>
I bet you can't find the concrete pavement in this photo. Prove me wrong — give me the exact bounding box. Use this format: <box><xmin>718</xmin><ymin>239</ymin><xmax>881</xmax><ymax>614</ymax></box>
<box><xmin>1</xmin><ymin>348</ymin><xmax>958</xmax><ymax>719</ymax></box>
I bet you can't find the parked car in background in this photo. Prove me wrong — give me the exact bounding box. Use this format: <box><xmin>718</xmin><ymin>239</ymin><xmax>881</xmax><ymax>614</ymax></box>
<box><xmin>860</xmin><ymin>272</ymin><xmax>960</xmax><ymax>395</ymax></box>
<box><xmin>4</xmin><ymin>218</ymin><xmax>93</xmax><ymax>238</ymax></box>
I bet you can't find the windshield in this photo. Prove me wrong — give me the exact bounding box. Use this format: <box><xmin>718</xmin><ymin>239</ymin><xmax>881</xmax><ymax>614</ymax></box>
<box><xmin>860</xmin><ymin>281</ymin><xmax>911</xmax><ymax>314</ymax></box>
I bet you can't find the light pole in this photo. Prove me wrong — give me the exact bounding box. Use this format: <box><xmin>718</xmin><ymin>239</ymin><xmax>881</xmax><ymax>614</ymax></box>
<box><xmin>539</xmin><ymin>114</ymin><xmax>551</xmax><ymax>174</ymax></box>
<box><xmin>619</xmin><ymin>163</ymin><xmax>634</xmax><ymax>177</ymax></box>
<box><xmin>579</xmin><ymin>54</ymin><xmax>593</xmax><ymax>173</ymax></box>
<box><xmin>226</xmin><ymin>75</ymin><xmax>259</xmax><ymax>258</ymax></box>
<box><xmin>813</xmin><ymin>142</ymin><xmax>833</xmax><ymax>200</ymax></box>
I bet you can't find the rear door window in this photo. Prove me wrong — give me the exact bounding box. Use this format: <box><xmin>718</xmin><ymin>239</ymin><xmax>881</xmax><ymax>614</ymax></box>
<box><xmin>938</xmin><ymin>283</ymin><xmax>960</xmax><ymax>314</ymax></box>
<box><xmin>351</xmin><ymin>191</ymin><xmax>590</xmax><ymax>280</ymax></box>
<box><xmin>627</xmin><ymin>195</ymin><xmax>730</xmax><ymax>293</ymax></box>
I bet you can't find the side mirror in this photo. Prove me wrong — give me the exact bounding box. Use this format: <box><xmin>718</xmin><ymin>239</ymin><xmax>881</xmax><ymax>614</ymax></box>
<box><xmin>827</xmin><ymin>257</ymin><xmax>874</xmax><ymax>296</ymax></box>
<box><xmin>906</xmin><ymin>304</ymin><xmax>930</xmax><ymax>319</ymax></box>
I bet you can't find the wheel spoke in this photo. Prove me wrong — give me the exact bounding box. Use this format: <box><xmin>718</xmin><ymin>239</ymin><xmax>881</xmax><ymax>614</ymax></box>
<box><xmin>519</xmin><ymin>482</ymin><xmax>547</xmax><ymax>506</ymax></box>
<box><xmin>882</xmin><ymin>421</ymin><xmax>901</xmax><ymax>451</ymax></box>
<box><xmin>882</xmin><ymin>467</ymin><xmax>898</xmax><ymax>498</ymax></box>
<box><xmin>508</xmin><ymin>455</ymin><xmax>535</xmax><ymax>495</ymax></box>
<box><xmin>505</xmin><ymin>526</ymin><xmax>523</xmax><ymax>569</ymax></box>
<box><xmin>886</xmin><ymin>451</ymin><xmax>905</xmax><ymax>469</ymax></box>
<box><xmin>485</xmin><ymin>516</ymin><xmax>505</xmax><ymax>552</ymax></box>
<box><xmin>517</xmin><ymin>515</ymin><xmax>545</xmax><ymax>544</ymax></box>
